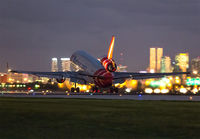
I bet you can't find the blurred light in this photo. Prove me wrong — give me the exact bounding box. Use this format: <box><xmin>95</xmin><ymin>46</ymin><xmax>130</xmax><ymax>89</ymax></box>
<box><xmin>192</xmin><ymin>88</ymin><xmax>198</xmax><ymax>94</ymax></box>
<box><xmin>187</xmin><ymin>78</ymin><xmax>200</xmax><ymax>86</ymax></box>
<box><xmin>145</xmin><ymin>88</ymin><xmax>153</xmax><ymax>94</ymax></box>
<box><xmin>29</xmin><ymin>89</ymin><xmax>34</xmax><ymax>93</ymax></box>
<box><xmin>154</xmin><ymin>88</ymin><xmax>161</xmax><ymax>94</ymax></box>
<box><xmin>193</xmin><ymin>70</ymin><xmax>198</xmax><ymax>75</ymax></box>
<box><xmin>161</xmin><ymin>89</ymin><xmax>169</xmax><ymax>94</ymax></box>
<box><xmin>52</xmin><ymin>58</ymin><xmax>57</xmax><ymax>61</ymax></box>
<box><xmin>162</xmin><ymin>78</ymin><xmax>170</xmax><ymax>83</ymax></box>
<box><xmin>145</xmin><ymin>79</ymin><xmax>152</xmax><ymax>86</ymax></box>
<box><xmin>61</xmin><ymin>58</ymin><xmax>70</xmax><ymax>61</ymax></box>
<box><xmin>86</xmin><ymin>90</ymin><xmax>90</xmax><ymax>93</ymax></box>
<box><xmin>125</xmin><ymin>88</ymin><xmax>131</xmax><ymax>93</ymax></box>
<box><xmin>175</xmin><ymin>79</ymin><xmax>181</xmax><ymax>84</ymax></box>
<box><xmin>150</xmin><ymin>69</ymin><xmax>155</xmax><ymax>73</ymax></box>
<box><xmin>139</xmin><ymin>71</ymin><xmax>147</xmax><ymax>73</ymax></box>
<box><xmin>150</xmin><ymin>80</ymin><xmax>166</xmax><ymax>88</ymax></box>
<box><xmin>82</xmin><ymin>85</ymin><xmax>87</xmax><ymax>90</ymax></box>
<box><xmin>35</xmin><ymin>84</ymin><xmax>40</xmax><ymax>89</ymax></box>
<box><xmin>24</xmin><ymin>78</ymin><xmax>28</xmax><ymax>81</ymax></box>
<box><xmin>58</xmin><ymin>83</ymin><xmax>65</xmax><ymax>88</ymax></box>
<box><xmin>175</xmin><ymin>76</ymin><xmax>179</xmax><ymax>80</ymax></box>
<box><xmin>180</xmin><ymin>88</ymin><xmax>187</xmax><ymax>94</ymax></box>
<box><xmin>169</xmin><ymin>77</ymin><xmax>173</xmax><ymax>80</ymax></box>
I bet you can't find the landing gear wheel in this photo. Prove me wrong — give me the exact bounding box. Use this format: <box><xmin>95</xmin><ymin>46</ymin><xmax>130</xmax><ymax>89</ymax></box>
<box><xmin>110</xmin><ymin>87</ymin><xmax>118</xmax><ymax>93</ymax></box>
<box><xmin>76</xmin><ymin>87</ymin><xmax>80</xmax><ymax>93</ymax></box>
<box><xmin>114</xmin><ymin>87</ymin><xmax>118</xmax><ymax>93</ymax></box>
<box><xmin>92</xmin><ymin>86</ymin><xmax>99</xmax><ymax>93</ymax></box>
<box><xmin>71</xmin><ymin>87</ymin><xmax>75</xmax><ymax>92</ymax></box>
<box><xmin>110</xmin><ymin>87</ymin><xmax>114</xmax><ymax>93</ymax></box>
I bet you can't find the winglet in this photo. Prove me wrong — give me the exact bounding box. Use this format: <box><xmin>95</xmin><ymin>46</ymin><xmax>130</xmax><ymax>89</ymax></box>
<box><xmin>107</xmin><ymin>36</ymin><xmax>115</xmax><ymax>59</ymax></box>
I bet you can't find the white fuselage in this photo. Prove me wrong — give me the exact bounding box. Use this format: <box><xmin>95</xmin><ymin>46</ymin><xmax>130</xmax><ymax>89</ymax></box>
<box><xmin>70</xmin><ymin>50</ymin><xmax>104</xmax><ymax>74</ymax></box>
<box><xmin>70</xmin><ymin>50</ymin><xmax>114</xmax><ymax>87</ymax></box>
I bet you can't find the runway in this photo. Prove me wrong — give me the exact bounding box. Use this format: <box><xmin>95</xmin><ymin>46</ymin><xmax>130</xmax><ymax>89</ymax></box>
<box><xmin>1</xmin><ymin>92</ymin><xmax>200</xmax><ymax>101</ymax></box>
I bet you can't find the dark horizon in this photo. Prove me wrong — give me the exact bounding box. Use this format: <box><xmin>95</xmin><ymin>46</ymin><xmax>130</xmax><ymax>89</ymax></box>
<box><xmin>0</xmin><ymin>0</ymin><xmax>199</xmax><ymax>72</ymax></box>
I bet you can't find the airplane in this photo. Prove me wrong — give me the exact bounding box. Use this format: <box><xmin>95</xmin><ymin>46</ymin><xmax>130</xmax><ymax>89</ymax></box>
<box><xmin>11</xmin><ymin>36</ymin><xmax>190</xmax><ymax>93</ymax></box>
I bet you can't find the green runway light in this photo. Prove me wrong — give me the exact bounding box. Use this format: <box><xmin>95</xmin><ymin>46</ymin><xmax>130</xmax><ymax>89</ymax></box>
<box><xmin>187</xmin><ymin>78</ymin><xmax>200</xmax><ymax>86</ymax></box>
<box><xmin>150</xmin><ymin>80</ymin><xmax>166</xmax><ymax>88</ymax></box>
<box><xmin>35</xmin><ymin>84</ymin><xmax>40</xmax><ymax>89</ymax></box>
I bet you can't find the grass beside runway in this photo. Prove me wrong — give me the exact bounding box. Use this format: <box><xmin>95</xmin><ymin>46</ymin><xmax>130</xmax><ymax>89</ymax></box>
<box><xmin>0</xmin><ymin>97</ymin><xmax>200</xmax><ymax>138</ymax></box>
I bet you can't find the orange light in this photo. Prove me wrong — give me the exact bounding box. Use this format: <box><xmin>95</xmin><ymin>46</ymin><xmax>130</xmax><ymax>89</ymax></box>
<box><xmin>107</xmin><ymin>36</ymin><xmax>115</xmax><ymax>59</ymax></box>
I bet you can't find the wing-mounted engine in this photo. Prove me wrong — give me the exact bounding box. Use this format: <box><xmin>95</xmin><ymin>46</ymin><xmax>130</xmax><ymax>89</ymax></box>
<box><xmin>101</xmin><ymin>57</ymin><xmax>117</xmax><ymax>72</ymax></box>
<box><xmin>56</xmin><ymin>78</ymin><xmax>66</xmax><ymax>83</ymax></box>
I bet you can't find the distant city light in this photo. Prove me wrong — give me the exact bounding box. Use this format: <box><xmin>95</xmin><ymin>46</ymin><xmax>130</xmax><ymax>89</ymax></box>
<box><xmin>154</xmin><ymin>88</ymin><xmax>161</xmax><ymax>94</ymax></box>
<box><xmin>145</xmin><ymin>88</ymin><xmax>153</xmax><ymax>94</ymax></box>
<box><xmin>187</xmin><ymin>78</ymin><xmax>200</xmax><ymax>86</ymax></box>
<box><xmin>161</xmin><ymin>89</ymin><xmax>169</xmax><ymax>94</ymax></box>
<box><xmin>150</xmin><ymin>69</ymin><xmax>155</xmax><ymax>73</ymax></box>
<box><xmin>193</xmin><ymin>70</ymin><xmax>198</xmax><ymax>75</ymax></box>
<box><xmin>192</xmin><ymin>88</ymin><xmax>198</xmax><ymax>94</ymax></box>
<box><xmin>61</xmin><ymin>58</ymin><xmax>70</xmax><ymax>61</ymax></box>
<box><xmin>179</xmin><ymin>88</ymin><xmax>187</xmax><ymax>94</ymax></box>
<box><xmin>125</xmin><ymin>88</ymin><xmax>131</xmax><ymax>93</ymax></box>
<box><xmin>52</xmin><ymin>58</ymin><xmax>57</xmax><ymax>61</ymax></box>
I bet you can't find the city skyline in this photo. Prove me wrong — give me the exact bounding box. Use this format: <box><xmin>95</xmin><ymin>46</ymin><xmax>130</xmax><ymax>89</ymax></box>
<box><xmin>0</xmin><ymin>0</ymin><xmax>199</xmax><ymax>72</ymax></box>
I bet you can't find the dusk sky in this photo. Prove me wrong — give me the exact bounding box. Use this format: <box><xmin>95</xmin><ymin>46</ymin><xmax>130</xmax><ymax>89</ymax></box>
<box><xmin>0</xmin><ymin>0</ymin><xmax>199</xmax><ymax>72</ymax></box>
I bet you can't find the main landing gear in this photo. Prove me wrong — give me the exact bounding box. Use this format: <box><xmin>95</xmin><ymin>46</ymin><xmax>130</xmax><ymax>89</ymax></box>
<box><xmin>71</xmin><ymin>83</ymin><xmax>80</xmax><ymax>93</ymax></box>
<box><xmin>110</xmin><ymin>87</ymin><xmax>119</xmax><ymax>93</ymax></box>
<box><xmin>92</xmin><ymin>86</ymin><xmax>99</xmax><ymax>93</ymax></box>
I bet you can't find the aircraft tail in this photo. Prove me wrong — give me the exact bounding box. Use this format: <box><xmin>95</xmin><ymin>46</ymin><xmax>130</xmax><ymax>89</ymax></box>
<box><xmin>107</xmin><ymin>36</ymin><xmax>115</xmax><ymax>59</ymax></box>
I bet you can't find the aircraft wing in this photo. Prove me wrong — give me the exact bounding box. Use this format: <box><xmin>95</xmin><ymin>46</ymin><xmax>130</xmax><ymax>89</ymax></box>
<box><xmin>10</xmin><ymin>70</ymin><xmax>104</xmax><ymax>84</ymax></box>
<box><xmin>113</xmin><ymin>72</ymin><xmax>190</xmax><ymax>80</ymax></box>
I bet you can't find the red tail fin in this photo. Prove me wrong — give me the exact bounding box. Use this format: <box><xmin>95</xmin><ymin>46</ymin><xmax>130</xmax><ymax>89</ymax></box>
<box><xmin>107</xmin><ymin>36</ymin><xmax>115</xmax><ymax>59</ymax></box>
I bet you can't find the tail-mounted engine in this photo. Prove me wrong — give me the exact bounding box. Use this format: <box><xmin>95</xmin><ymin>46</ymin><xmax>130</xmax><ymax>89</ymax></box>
<box><xmin>56</xmin><ymin>78</ymin><xmax>65</xmax><ymax>83</ymax></box>
<box><xmin>101</xmin><ymin>57</ymin><xmax>117</xmax><ymax>72</ymax></box>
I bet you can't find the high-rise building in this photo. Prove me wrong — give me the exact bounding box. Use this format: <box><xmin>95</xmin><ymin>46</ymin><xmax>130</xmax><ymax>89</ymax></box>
<box><xmin>175</xmin><ymin>53</ymin><xmax>189</xmax><ymax>72</ymax></box>
<box><xmin>150</xmin><ymin>48</ymin><xmax>156</xmax><ymax>73</ymax></box>
<box><xmin>61</xmin><ymin>58</ymin><xmax>71</xmax><ymax>72</ymax></box>
<box><xmin>191</xmin><ymin>57</ymin><xmax>200</xmax><ymax>75</ymax></box>
<box><xmin>161</xmin><ymin>56</ymin><xmax>172</xmax><ymax>73</ymax></box>
<box><xmin>156</xmin><ymin>48</ymin><xmax>163</xmax><ymax>72</ymax></box>
<box><xmin>51</xmin><ymin>58</ymin><xmax>58</xmax><ymax>72</ymax></box>
<box><xmin>149</xmin><ymin>48</ymin><xmax>163</xmax><ymax>73</ymax></box>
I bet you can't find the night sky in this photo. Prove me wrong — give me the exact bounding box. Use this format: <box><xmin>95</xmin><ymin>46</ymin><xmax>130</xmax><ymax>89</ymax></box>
<box><xmin>0</xmin><ymin>0</ymin><xmax>199</xmax><ymax>72</ymax></box>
